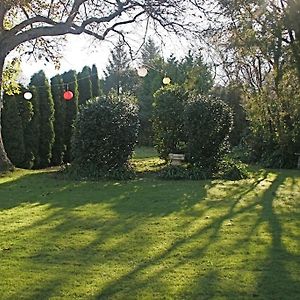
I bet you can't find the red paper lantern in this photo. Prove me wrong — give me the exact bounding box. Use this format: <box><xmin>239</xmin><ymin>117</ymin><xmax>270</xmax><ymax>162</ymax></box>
<box><xmin>63</xmin><ymin>90</ymin><xmax>73</xmax><ymax>101</ymax></box>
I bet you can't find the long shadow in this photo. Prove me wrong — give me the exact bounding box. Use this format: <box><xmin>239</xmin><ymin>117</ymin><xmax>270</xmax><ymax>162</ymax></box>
<box><xmin>0</xmin><ymin>170</ymin><xmax>213</xmax><ymax>299</ymax></box>
<box><xmin>255</xmin><ymin>173</ymin><xmax>300</xmax><ymax>299</ymax></box>
<box><xmin>0</xmin><ymin>171</ymin><xmax>209</xmax><ymax>215</ymax></box>
<box><xmin>93</xmin><ymin>170</ymin><xmax>300</xmax><ymax>299</ymax></box>
<box><xmin>94</xmin><ymin>173</ymin><xmax>270</xmax><ymax>299</ymax></box>
<box><xmin>1</xmin><ymin>169</ymin><xmax>299</xmax><ymax>299</ymax></box>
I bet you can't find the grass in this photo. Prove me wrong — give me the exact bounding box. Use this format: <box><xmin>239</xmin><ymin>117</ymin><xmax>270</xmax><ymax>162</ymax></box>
<box><xmin>132</xmin><ymin>147</ymin><xmax>165</xmax><ymax>175</ymax></box>
<box><xmin>0</xmin><ymin>148</ymin><xmax>300</xmax><ymax>299</ymax></box>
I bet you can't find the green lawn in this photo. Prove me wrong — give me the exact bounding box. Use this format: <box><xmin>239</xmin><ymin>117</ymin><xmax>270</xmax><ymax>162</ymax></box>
<box><xmin>0</xmin><ymin>150</ymin><xmax>300</xmax><ymax>299</ymax></box>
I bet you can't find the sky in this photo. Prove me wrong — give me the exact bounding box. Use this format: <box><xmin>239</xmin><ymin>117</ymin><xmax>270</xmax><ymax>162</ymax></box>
<box><xmin>17</xmin><ymin>31</ymin><xmax>195</xmax><ymax>85</ymax></box>
<box><xmin>18</xmin><ymin>35</ymin><xmax>112</xmax><ymax>83</ymax></box>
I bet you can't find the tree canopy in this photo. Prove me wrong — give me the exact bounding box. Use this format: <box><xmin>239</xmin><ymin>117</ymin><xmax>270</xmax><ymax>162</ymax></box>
<box><xmin>0</xmin><ymin>0</ymin><xmax>205</xmax><ymax>171</ymax></box>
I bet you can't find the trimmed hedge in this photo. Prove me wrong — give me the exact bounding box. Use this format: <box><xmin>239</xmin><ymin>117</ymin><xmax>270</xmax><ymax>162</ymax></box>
<box><xmin>153</xmin><ymin>84</ymin><xmax>188</xmax><ymax>159</ymax></box>
<box><xmin>71</xmin><ymin>94</ymin><xmax>139</xmax><ymax>179</ymax></box>
<box><xmin>184</xmin><ymin>96</ymin><xmax>233</xmax><ymax>170</ymax></box>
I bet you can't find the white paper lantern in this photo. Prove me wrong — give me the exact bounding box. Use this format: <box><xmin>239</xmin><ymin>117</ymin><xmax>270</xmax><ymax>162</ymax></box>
<box><xmin>24</xmin><ymin>91</ymin><xmax>33</xmax><ymax>100</ymax></box>
<box><xmin>162</xmin><ymin>77</ymin><xmax>171</xmax><ymax>85</ymax></box>
<box><xmin>137</xmin><ymin>67</ymin><xmax>148</xmax><ymax>77</ymax></box>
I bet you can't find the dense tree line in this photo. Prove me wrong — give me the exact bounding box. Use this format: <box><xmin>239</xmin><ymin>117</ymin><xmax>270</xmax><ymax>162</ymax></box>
<box><xmin>1</xmin><ymin>1</ymin><xmax>299</xmax><ymax>172</ymax></box>
<box><xmin>207</xmin><ymin>0</ymin><xmax>300</xmax><ymax>168</ymax></box>
<box><xmin>3</xmin><ymin>26</ymin><xmax>300</xmax><ymax>170</ymax></box>
<box><xmin>1</xmin><ymin>65</ymin><xmax>101</xmax><ymax>168</ymax></box>
<box><xmin>1</xmin><ymin>39</ymin><xmax>216</xmax><ymax>169</ymax></box>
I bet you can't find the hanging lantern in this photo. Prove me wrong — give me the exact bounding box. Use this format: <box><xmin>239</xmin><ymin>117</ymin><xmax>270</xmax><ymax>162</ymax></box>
<box><xmin>162</xmin><ymin>77</ymin><xmax>171</xmax><ymax>85</ymax></box>
<box><xmin>63</xmin><ymin>90</ymin><xmax>73</xmax><ymax>101</ymax></box>
<box><xmin>23</xmin><ymin>91</ymin><xmax>33</xmax><ymax>100</ymax></box>
<box><xmin>137</xmin><ymin>67</ymin><xmax>148</xmax><ymax>77</ymax></box>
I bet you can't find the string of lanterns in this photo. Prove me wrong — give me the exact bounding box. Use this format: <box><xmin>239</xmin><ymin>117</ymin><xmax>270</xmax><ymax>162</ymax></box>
<box><xmin>136</xmin><ymin>65</ymin><xmax>171</xmax><ymax>85</ymax></box>
<box><xmin>23</xmin><ymin>86</ymin><xmax>75</xmax><ymax>101</ymax></box>
<box><xmin>22</xmin><ymin>65</ymin><xmax>171</xmax><ymax>101</ymax></box>
<box><xmin>22</xmin><ymin>72</ymin><xmax>98</xmax><ymax>101</ymax></box>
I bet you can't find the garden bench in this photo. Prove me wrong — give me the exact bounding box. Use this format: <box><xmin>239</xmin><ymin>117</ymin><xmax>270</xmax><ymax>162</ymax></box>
<box><xmin>168</xmin><ymin>153</ymin><xmax>185</xmax><ymax>166</ymax></box>
<box><xmin>295</xmin><ymin>153</ymin><xmax>300</xmax><ymax>169</ymax></box>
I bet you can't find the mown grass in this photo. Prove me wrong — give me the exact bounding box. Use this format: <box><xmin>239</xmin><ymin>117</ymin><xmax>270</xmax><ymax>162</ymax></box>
<box><xmin>0</xmin><ymin>149</ymin><xmax>299</xmax><ymax>299</ymax></box>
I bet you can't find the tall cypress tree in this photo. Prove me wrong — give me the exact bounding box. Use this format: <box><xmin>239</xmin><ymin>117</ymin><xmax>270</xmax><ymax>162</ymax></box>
<box><xmin>62</xmin><ymin>70</ymin><xmax>78</xmax><ymax>162</ymax></box>
<box><xmin>103</xmin><ymin>40</ymin><xmax>138</xmax><ymax>94</ymax></box>
<box><xmin>16</xmin><ymin>87</ymin><xmax>35</xmax><ymax>168</ymax></box>
<box><xmin>91</xmin><ymin>64</ymin><xmax>101</xmax><ymax>97</ymax></box>
<box><xmin>2</xmin><ymin>93</ymin><xmax>25</xmax><ymax>166</ymax></box>
<box><xmin>137</xmin><ymin>39</ymin><xmax>163</xmax><ymax>145</ymax></box>
<box><xmin>51</xmin><ymin>74</ymin><xmax>66</xmax><ymax>165</ymax></box>
<box><xmin>78</xmin><ymin>66</ymin><xmax>93</xmax><ymax>106</ymax></box>
<box><xmin>23</xmin><ymin>86</ymin><xmax>41</xmax><ymax>168</ymax></box>
<box><xmin>30</xmin><ymin>70</ymin><xmax>55</xmax><ymax>168</ymax></box>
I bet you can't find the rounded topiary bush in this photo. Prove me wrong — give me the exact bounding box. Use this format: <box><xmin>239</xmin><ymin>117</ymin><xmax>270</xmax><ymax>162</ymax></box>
<box><xmin>71</xmin><ymin>94</ymin><xmax>139</xmax><ymax>179</ymax></box>
<box><xmin>184</xmin><ymin>96</ymin><xmax>233</xmax><ymax>170</ymax></box>
<box><xmin>153</xmin><ymin>84</ymin><xmax>188</xmax><ymax>159</ymax></box>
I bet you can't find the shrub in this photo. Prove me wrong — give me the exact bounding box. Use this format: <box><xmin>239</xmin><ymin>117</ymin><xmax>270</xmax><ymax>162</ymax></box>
<box><xmin>184</xmin><ymin>96</ymin><xmax>233</xmax><ymax>171</ymax></box>
<box><xmin>215</xmin><ymin>157</ymin><xmax>249</xmax><ymax>180</ymax></box>
<box><xmin>71</xmin><ymin>93</ymin><xmax>139</xmax><ymax>179</ymax></box>
<box><xmin>158</xmin><ymin>164</ymin><xmax>213</xmax><ymax>180</ymax></box>
<box><xmin>153</xmin><ymin>84</ymin><xmax>188</xmax><ymax>159</ymax></box>
<box><xmin>243</xmin><ymin>70</ymin><xmax>300</xmax><ymax>168</ymax></box>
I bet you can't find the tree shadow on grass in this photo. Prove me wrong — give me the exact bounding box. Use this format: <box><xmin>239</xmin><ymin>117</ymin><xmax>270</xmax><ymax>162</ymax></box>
<box><xmin>254</xmin><ymin>173</ymin><xmax>300</xmax><ymax>299</ymax></box>
<box><xmin>93</xmin><ymin>172</ymin><xmax>272</xmax><ymax>299</ymax></box>
<box><xmin>1</xmin><ymin>169</ymin><xmax>299</xmax><ymax>299</ymax></box>
<box><xmin>0</xmin><ymin>171</ymin><xmax>212</xmax><ymax>299</ymax></box>
<box><xmin>93</xmin><ymin>171</ymin><xmax>300</xmax><ymax>299</ymax></box>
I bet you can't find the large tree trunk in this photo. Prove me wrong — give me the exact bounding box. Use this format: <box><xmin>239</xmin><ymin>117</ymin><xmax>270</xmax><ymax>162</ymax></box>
<box><xmin>0</xmin><ymin>54</ymin><xmax>14</xmax><ymax>172</ymax></box>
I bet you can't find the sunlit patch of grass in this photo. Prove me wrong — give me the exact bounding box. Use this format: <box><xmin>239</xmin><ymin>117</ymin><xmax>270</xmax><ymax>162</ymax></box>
<box><xmin>131</xmin><ymin>146</ymin><xmax>166</xmax><ymax>175</ymax></box>
<box><xmin>133</xmin><ymin>146</ymin><xmax>159</xmax><ymax>159</ymax></box>
<box><xmin>0</xmin><ymin>150</ymin><xmax>299</xmax><ymax>299</ymax></box>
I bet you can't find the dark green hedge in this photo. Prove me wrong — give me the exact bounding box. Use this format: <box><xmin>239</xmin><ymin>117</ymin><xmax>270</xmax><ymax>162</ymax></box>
<box><xmin>71</xmin><ymin>94</ymin><xmax>139</xmax><ymax>179</ymax></box>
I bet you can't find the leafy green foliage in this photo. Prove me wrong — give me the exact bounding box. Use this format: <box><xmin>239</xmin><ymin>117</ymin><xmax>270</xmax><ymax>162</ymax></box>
<box><xmin>50</xmin><ymin>75</ymin><xmax>66</xmax><ymax>166</ymax></box>
<box><xmin>16</xmin><ymin>87</ymin><xmax>34</xmax><ymax>168</ymax></box>
<box><xmin>184</xmin><ymin>96</ymin><xmax>233</xmax><ymax>170</ymax></box>
<box><xmin>153</xmin><ymin>84</ymin><xmax>188</xmax><ymax>159</ymax></box>
<box><xmin>243</xmin><ymin>70</ymin><xmax>300</xmax><ymax>168</ymax></box>
<box><xmin>78</xmin><ymin>65</ymin><xmax>93</xmax><ymax>106</ymax></box>
<box><xmin>62</xmin><ymin>70</ymin><xmax>79</xmax><ymax>162</ymax></box>
<box><xmin>158</xmin><ymin>158</ymin><xmax>248</xmax><ymax>181</ymax></box>
<box><xmin>30</xmin><ymin>70</ymin><xmax>55</xmax><ymax>168</ymax></box>
<box><xmin>213</xmin><ymin>83</ymin><xmax>247</xmax><ymax>146</ymax></box>
<box><xmin>71</xmin><ymin>94</ymin><xmax>139</xmax><ymax>179</ymax></box>
<box><xmin>137</xmin><ymin>40</ymin><xmax>163</xmax><ymax>146</ymax></box>
<box><xmin>216</xmin><ymin>156</ymin><xmax>249</xmax><ymax>180</ymax></box>
<box><xmin>153</xmin><ymin>87</ymin><xmax>233</xmax><ymax>173</ymax></box>
<box><xmin>137</xmin><ymin>47</ymin><xmax>214</xmax><ymax>146</ymax></box>
<box><xmin>2</xmin><ymin>94</ymin><xmax>25</xmax><ymax>166</ymax></box>
<box><xmin>2</xmin><ymin>58</ymin><xmax>21</xmax><ymax>95</ymax></box>
<box><xmin>103</xmin><ymin>41</ymin><xmax>138</xmax><ymax>95</ymax></box>
<box><xmin>158</xmin><ymin>165</ymin><xmax>211</xmax><ymax>180</ymax></box>
<box><xmin>26</xmin><ymin>86</ymin><xmax>40</xmax><ymax>168</ymax></box>
<box><xmin>181</xmin><ymin>51</ymin><xmax>213</xmax><ymax>95</ymax></box>
<box><xmin>91</xmin><ymin>64</ymin><xmax>101</xmax><ymax>98</ymax></box>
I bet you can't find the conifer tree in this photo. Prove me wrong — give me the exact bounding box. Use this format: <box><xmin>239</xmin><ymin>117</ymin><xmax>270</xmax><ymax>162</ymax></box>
<box><xmin>30</xmin><ymin>70</ymin><xmax>55</xmax><ymax>168</ymax></box>
<box><xmin>62</xmin><ymin>70</ymin><xmax>79</xmax><ymax>162</ymax></box>
<box><xmin>1</xmin><ymin>93</ymin><xmax>25</xmax><ymax>166</ymax></box>
<box><xmin>138</xmin><ymin>39</ymin><xmax>163</xmax><ymax>145</ymax></box>
<box><xmin>103</xmin><ymin>41</ymin><xmax>138</xmax><ymax>94</ymax></box>
<box><xmin>91</xmin><ymin>64</ymin><xmax>101</xmax><ymax>97</ymax></box>
<box><xmin>141</xmin><ymin>38</ymin><xmax>161</xmax><ymax>64</ymax></box>
<box><xmin>26</xmin><ymin>86</ymin><xmax>40</xmax><ymax>169</ymax></box>
<box><xmin>51</xmin><ymin>74</ymin><xmax>66</xmax><ymax>165</ymax></box>
<box><xmin>78</xmin><ymin>66</ymin><xmax>93</xmax><ymax>106</ymax></box>
<box><xmin>16</xmin><ymin>87</ymin><xmax>34</xmax><ymax>168</ymax></box>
